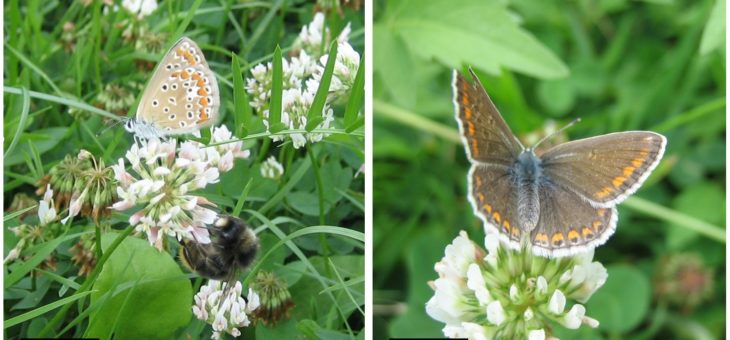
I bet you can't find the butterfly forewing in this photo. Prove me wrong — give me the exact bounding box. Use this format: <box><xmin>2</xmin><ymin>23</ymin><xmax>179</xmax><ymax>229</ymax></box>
<box><xmin>453</xmin><ymin>69</ymin><xmax>523</xmax><ymax>166</ymax></box>
<box><xmin>531</xmin><ymin>183</ymin><xmax>617</xmax><ymax>257</ymax></box>
<box><xmin>539</xmin><ymin>131</ymin><xmax>666</xmax><ymax>207</ymax></box>
<box><xmin>136</xmin><ymin>37</ymin><xmax>220</xmax><ymax>134</ymax></box>
<box><xmin>470</xmin><ymin>165</ymin><xmax>523</xmax><ymax>245</ymax></box>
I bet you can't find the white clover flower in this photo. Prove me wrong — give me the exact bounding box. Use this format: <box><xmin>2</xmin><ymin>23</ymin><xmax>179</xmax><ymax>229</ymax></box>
<box><xmin>246</xmin><ymin>12</ymin><xmax>360</xmax><ymax>149</ymax></box>
<box><xmin>260</xmin><ymin>156</ymin><xmax>284</xmax><ymax>179</ymax></box>
<box><xmin>308</xmin><ymin>41</ymin><xmax>361</xmax><ymax>103</ymax></box>
<box><xmin>111</xmin><ymin>128</ymin><xmax>248</xmax><ymax>250</ymax></box>
<box><xmin>193</xmin><ymin>280</ymin><xmax>260</xmax><ymax>339</ymax></box>
<box><xmin>122</xmin><ymin>0</ymin><xmax>157</xmax><ymax>19</ymax></box>
<box><xmin>427</xmin><ymin>230</ymin><xmax>605</xmax><ymax>338</ymax></box>
<box><xmin>38</xmin><ymin>184</ymin><xmax>57</xmax><ymax>226</ymax></box>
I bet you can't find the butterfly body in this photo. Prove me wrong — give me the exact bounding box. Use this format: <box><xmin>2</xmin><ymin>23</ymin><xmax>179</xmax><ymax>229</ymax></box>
<box><xmin>126</xmin><ymin>36</ymin><xmax>220</xmax><ymax>140</ymax></box>
<box><xmin>454</xmin><ymin>68</ymin><xmax>666</xmax><ymax>257</ymax></box>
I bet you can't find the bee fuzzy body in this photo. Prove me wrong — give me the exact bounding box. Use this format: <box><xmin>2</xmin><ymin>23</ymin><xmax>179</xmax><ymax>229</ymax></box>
<box><xmin>180</xmin><ymin>215</ymin><xmax>259</xmax><ymax>280</ymax></box>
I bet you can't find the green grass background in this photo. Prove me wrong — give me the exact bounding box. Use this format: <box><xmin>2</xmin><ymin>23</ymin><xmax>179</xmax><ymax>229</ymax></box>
<box><xmin>374</xmin><ymin>0</ymin><xmax>725</xmax><ymax>338</ymax></box>
<box><xmin>4</xmin><ymin>0</ymin><xmax>364</xmax><ymax>339</ymax></box>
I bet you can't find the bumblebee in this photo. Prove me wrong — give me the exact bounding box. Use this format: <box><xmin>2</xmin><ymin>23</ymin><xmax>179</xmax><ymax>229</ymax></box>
<box><xmin>179</xmin><ymin>215</ymin><xmax>259</xmax><ymax>280</ymax></box>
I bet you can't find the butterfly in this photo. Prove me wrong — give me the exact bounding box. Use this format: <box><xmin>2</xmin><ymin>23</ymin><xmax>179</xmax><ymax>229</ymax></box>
<box><xmin>453</xmin><ymin>68</ymin><xmax>666</xmax><ymax>257</ymax></box>
<box><xmin>124</xmin><ymin>36</ymin><xmax>220</xmax><ymax>140</ymax></box>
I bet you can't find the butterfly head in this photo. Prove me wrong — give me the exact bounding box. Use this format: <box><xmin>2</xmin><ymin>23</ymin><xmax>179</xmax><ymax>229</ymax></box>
<box><xmin>123</xmin><ymin>119</ymin><xmax>136</xmax><ymax>133</ymax></box>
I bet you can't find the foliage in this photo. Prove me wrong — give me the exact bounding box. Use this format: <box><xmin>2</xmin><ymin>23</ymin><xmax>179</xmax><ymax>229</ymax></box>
<box><xmin>374</xmin><ymin>0</ymin><xmax>725</xmax><ymax>338</ymax></box>
<box><xmin>4</xmin><ymin>0</ymin><xmax>364</xmax><ymax>339</ymax></box>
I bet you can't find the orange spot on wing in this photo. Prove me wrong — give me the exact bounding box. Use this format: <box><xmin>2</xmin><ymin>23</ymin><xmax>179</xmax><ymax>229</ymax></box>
<box><xmin>623</xmin><ymin>166</ymin><xmax>635</xmax><ymax>176</ymax></box>
<box><xmin>511</xmin><ymin>227</ymin><xmax>520</xmax><ymax>238</ymax></box>
<box><xmin>568</xmin><ymin>229</ymin><xmax>580</xmax><ymax>242</ymax></box>
<box><xmin>632</xmin><ymin>158</ymin><xmax>645</xmax><ymax>167</ymax></box>
<box><xmin>595</xmin><ymin>187</ymin><xmax>613</xmax><ymax>199</ymax></box>
<box><xmin>612</xmin><ymin>176</ymin><xmax>626</xmax><ymax>188</ymax></box>
<box><xmin>464</xmin><ymin>107</ymin><xmax>472</xmax><ymax>120</ymax></box>
<box><xmin>477</xmin><ymin>192</ymin><xmax>485</xmax><ymax>202</ymax></box>
<box><xmin>467</xmin><ymin>121</ymin><xmax>475</xmax><ymax>136</ymax></box>
<box><xmin>597</xmin><ymin>209</ymin><xmax>607</xmax><ymax>217</ymax></box>
<box><xmin>192</xmin><ymin>73</ymin><xmax>202</xmax><ymax>81</ymax></box>
<box><xmin>483</xmin><ymin>204</ymin><xmax>492</xmax><ymax>214</ymax></box>
<box><xmin>503</xmin><ymin>220</ymin><xmax>511</xmax><ymax>234</ymax></box>
<box><xmin>198</xmin><ymin>88</ymin><xmax>208</xmax><ymax>96</ymax></box>
<box><xmin>462</xmin><ymin>92</ymin><xmax>470</xmax><ymax>106</ymax></box>
<box><xmin>492</xmin><ymin>212</ymin><xmax>501</xmax><ymax>224</ymax></box>
<box><xmin>197</xmin><ymin>80</ymin><xmax>206</xmax><ymax>88</ymax></box>
<box><xmin>592</xmin><ymin>220</ymin><xmax>602</xmax><ymax>232</ymax></box>
<box><xmin>181</xmin><ymin>71</ymin><xmax>191</xmax><ymax>79</ymax></box>
<box><xmin>582</xmin><ymin>227</ymin><xmax>594</xmax><ymax>238</ymax></box>
<box><xmin>535</xmin><ymin>233</ymin><xmax>548</xmax><ymax>245</ymax></box>
<box><xmin>551</xmin><ymin>232</ymin><xmax>565</xmax><ymax>246</ymax></box>
<box><xmin>471</xmin><ymin>139</ymin><xmax>479</xmax><ymax>157</ymax></box>
<box><xmin>475</xmin><ymin>176</ymin><xmax>482</xmax><ymax>188</ymax></box>
<box><xmin>199</xmin><ymin>97</ymin><xmax>209</xmax><ymax>106</ymax></box>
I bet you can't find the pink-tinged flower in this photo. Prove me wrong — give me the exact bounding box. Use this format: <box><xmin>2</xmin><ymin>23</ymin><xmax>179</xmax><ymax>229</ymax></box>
<box><xmin>110</xmin><ymin>129</ymin><xmax>247</xmax><ymax>250</ymax></box>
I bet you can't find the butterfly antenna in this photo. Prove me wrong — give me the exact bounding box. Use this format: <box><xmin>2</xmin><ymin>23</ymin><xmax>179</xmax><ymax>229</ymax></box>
<box><xmin>532</xmin><ymin>117</ymin><xmax>581</xmax><ymax>150</ymax></box>
<box><xmin>96</xmin><ymin>118</ymin><xmax>127</xmax><ymax>137</ymax></box>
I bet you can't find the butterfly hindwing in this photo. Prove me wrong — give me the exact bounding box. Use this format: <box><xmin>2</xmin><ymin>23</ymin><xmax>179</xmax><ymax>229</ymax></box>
<box><xmin>530</xmin><ymin>182</ymin><xmax>617</xmax><ymax>257</ymax></box>
<box><xmin>136</xmin><ymin>37</ymin><xmax>220</xmax><ymax>134</ymax></box>
<box><xmin>469</xmin><ymin>165</ymin><xmax>523</xmax><ymax>245</ymax></box>
<box><xmin>453</xmin><ymin>69</ymin><xmax>523</xmax><ymax>166</ymax></box>
<box><xmin>540</xmin><ymin>131</ymin><xmax>666</xmax><ymax>207</ymax></box>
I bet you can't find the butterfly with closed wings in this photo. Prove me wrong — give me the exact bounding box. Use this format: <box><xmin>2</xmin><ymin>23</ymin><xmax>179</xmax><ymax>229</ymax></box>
<box><xmin>453</xmin><ymin>68</ymin><xmax>666</xmax><ymax>258</ymax></box>
<box><xmin>124</xmin><ymin>36</ymin><xmax>220</xmax><ymax>140</ymax></box>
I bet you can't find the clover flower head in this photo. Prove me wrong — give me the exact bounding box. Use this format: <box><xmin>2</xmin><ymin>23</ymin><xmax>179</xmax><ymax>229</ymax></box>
<box><xmin>260</xmin><ymin>156</ymin><xmax>284</xmax><ymax>180</ymax></box>
<box><xmin>193</xmin><ymin>280</ymin><xmax>260</xmax><ymax>339</ymax></box>
<box><xmin>426</xmin><ymin>231</ymin><xmax>605</xmax><ymax>338</ymax></box>
<box><xmin>111</xmin><ymin>129</ymin><xmax>248</xmax><ymax>250</ymax></box>
<box><xmin>121</xmin><ymin>0</ymin><xmax>158</xmax><ymax>19</ymax></box>
<box><xmin>246</xmin><ymin>12</ymin><xmax>359</xmax><ymax>149</ymax></box>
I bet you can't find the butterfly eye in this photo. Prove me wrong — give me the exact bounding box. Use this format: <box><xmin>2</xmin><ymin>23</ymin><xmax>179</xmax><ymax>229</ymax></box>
<box><xmin>152</xmin><ymin>100</ymin><xmax>159</xmax><ymax>107</ymax></box>
<box><xmin>161</xmin><ymin>84</ymin><xmax>168</xmax><ymax>91</ymax></box>
<box><xmin>165</xmin><ymin>64</ymin><xmax>173</xmax><ymax>70</ymax></box>
<box><xmin>168</xmin><ymin>114</ymin><xmax>176</xmax><ymax>120</ymax></box>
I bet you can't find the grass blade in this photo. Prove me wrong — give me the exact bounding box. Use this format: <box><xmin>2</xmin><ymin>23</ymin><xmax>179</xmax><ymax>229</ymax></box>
<box><xmin>344</xmin><ymin>56</ymin><xmax>364</xmax><ymax>128</ymax></box>
<box><xmin>268</xmin><ymin>45</ymin><xmax>285</xmax><ymax>133</ymax></box>
<box><xmin>231</xmin><ymin>53</ymin><xmax>252</xmax><ymax>137</ymax></box>
<box><xmin>5</xmin><ymin>86</ymin><xmax>31</xmax><ymax>159</ymax></box>
<box><xmin>306</xmin><ymin>41</ymin><xmax>338</xmax><ymax>132</ymax></box>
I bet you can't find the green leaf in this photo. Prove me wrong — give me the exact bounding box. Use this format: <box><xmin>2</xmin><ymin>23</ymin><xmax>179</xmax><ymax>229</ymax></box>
<box><xmin>306</xmin><ymin>41</ymin><xmax>338</xmax><ymax>132</ymax></box>
<box><xmin>269</xmin><ymin>45</ymin><xmax>285</xmax><ymax>133</ymax></box>
<box><xmin>586</xmin><ymin>264</ymin><xmax>650</xmax><ymax>333</ymax></box>
<box><xmin>699</xmin><ymin>0</ymin><xmax>725</xmax><ymax>55</ymax></box>
<box><xmin>231</xmin><ymin>53</ymin><xmax>252</xmax><ymax>137</ymax></box>
<box><xmin>4</xmin><ymin>127</ymin><xmax>69</xmax><ymax>167</ymax></box>
<box><xmin>344</xmin><ymin>56</ymin><xmax>365</xmax><ymax>127</ymax></box>
<box><xmin>86</xmin><ymin>232</ymin><xmax>192</xmax><ymax>340</ymax></box>
<box><xmin>383</xmin><ymin>0</ymin><xmax>568</xmax><ymax>79</ymax></box>
<box><xmin>373</xmin><ymin>24</ymin><xmax>416</xmax><ymax>108</ymax></box>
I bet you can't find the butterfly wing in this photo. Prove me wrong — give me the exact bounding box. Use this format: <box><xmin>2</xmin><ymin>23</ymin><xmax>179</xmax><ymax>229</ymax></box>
<box><xmin>136</xmin><ymin>37</ymin><xmax>220</xmax><ymax>134</ymax></box>
<box><xmin>539</xmin><ymin>131</ymin><xmax>666</xmax><ymax>207</ymax></box>
<box><xmin>530</xmin><ymin>183</ymin><xmax>617</xmax><ymax>257</ymax></box>
<box><xmin>453</xmin><ymin>68</ymin><xmax>523</xmax><ymax>166</ymax></box>
<box><xmin>469</xmin><ymin>165</ymin><xmax>523</xmax><ymax>247</ymax></box>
